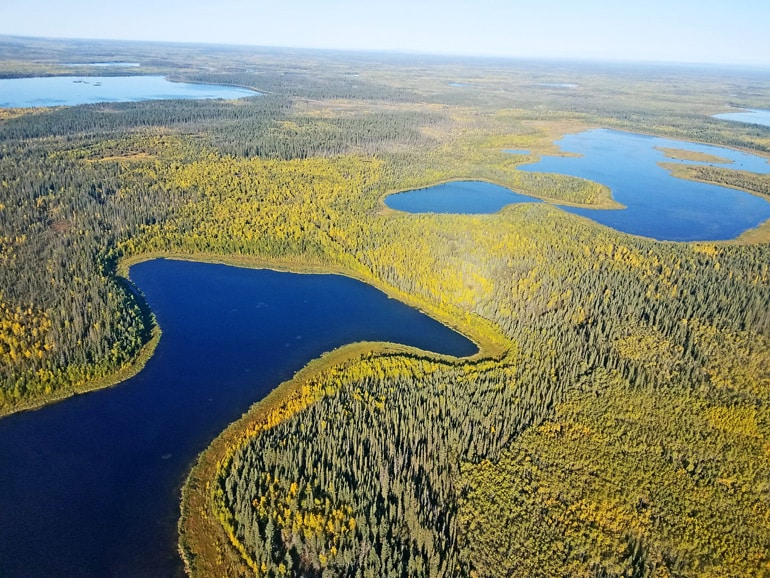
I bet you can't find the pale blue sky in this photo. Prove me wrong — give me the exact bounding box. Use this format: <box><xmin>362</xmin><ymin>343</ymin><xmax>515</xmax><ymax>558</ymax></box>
<box><xmin>0</xmin><ymin>0</ymin><xmax>768</xmax><ymax>66</ymax></box>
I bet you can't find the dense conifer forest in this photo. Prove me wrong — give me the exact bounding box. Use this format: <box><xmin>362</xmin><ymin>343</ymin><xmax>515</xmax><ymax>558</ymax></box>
<box><xmin>1</xmin><ymin>36</ymin><xmax>769</xmax><ymax>577</ymax></box>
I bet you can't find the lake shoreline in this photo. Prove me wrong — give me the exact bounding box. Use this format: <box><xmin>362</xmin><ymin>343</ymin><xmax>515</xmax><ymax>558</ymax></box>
<box><xmin>0</xmin><ymin>252</ymin><xmax>493</xmax><ymax>577</ymax></box>
<box><xmin>713</xmin><ymin>108</ymin><xmax>770</xmax><ymax>128</ymax></box>
<box><xmin>0</xmin><ymin>325</ymin><xmax>161</xmax><ymax>419</ymax></box>
<box><xmin>0</xmin><ymin>74</ymin><xmax>258</xmax><ymax>108</ymax></box>
<box><xmin>519</xmin><ymin>128</ymin><xmax>770</xmax><ymax>241</ymax></box>
<box><xmin>381</xmin><ymin>175</ymin><xmax>623</xmax><ymax>214</ymax></box>
<box><xmin>0</xmin><ymin>248</ymin><xmax>502</xmax><ymax>419</ymax></box>
<box><xmin>116</xmin><ymin>251</ymin><xmax>508</xmax><ymax>577</ymax></box>
<box><xmin>119</xmin><ymin>251</ymin><xmax>511</xmax><ymax>577</ymax></box>
<box><xmin>119</xmin><ymin>250</ymin><xmax>508</xmax><ymax>360</ymax></box>
<box><xmin>173</xmin><ymin>285</ymin><xmax>511</xmax><ymax>578</ymax></box>
<box><xmin>8</xmin><ymin>134</ymin><xmax>767</xmax><ymax>421</ymax></box>
<box><xmin>178</xmin><ymin>340</ymin><xmax>476</xmax><ymax>576</ymax></box>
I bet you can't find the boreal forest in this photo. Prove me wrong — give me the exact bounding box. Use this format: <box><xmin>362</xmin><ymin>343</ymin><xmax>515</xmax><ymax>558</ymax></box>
<box><xmin>1</xmin><ymin>36</ymin><xmax>769</xmax><ymax>577</ymax></box>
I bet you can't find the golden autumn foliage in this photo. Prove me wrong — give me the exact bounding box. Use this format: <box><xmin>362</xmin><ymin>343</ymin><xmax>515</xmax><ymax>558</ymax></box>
<box><xmin>3</xmin><ymin>44</ymin><xmax>770</xmax><ymax>577</ymax></box>
<box><xmin>0</xmin><ymin>302</ymin><xmax>53</xmax><ymax>366</ymax></box>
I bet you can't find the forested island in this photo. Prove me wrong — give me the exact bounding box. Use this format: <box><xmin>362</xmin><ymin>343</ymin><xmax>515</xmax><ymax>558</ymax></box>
<box><xmin>1</xmin><ymin>35</ymin><xmax>769</xmax><ymax>577</ymax></box>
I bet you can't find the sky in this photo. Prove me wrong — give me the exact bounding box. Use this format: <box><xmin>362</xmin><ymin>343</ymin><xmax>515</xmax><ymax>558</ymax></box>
<box><xmin>0</xmin><ymin>0</ymin><xmax>768</xmax><ymax>67</ymax></box>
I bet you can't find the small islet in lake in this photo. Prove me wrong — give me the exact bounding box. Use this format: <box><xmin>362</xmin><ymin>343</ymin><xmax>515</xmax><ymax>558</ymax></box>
<box><xmin>385</xmin><ymin>129</ymin><xmax>770</xmax><ymax>242</ymax></box>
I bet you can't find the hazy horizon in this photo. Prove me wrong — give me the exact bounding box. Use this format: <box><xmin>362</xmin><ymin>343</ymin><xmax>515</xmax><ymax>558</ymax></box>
<box><xmin>1</xmin><ymin>0</ymin><xmax>769</xmax><ymax>68</ymax></box>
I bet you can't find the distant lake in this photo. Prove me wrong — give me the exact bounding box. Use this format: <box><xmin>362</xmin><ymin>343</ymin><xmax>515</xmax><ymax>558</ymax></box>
<box><xmin>713</xmin><ymin>108</ymin><xmax>770</xmax><ymax>128</ymax></box>
<box><xmin>385</xmin><ymin>180</ymin><xmax>540</xmax><ymax>214</ymax></box>
<box><xmin>520</xmin><ymin>129</ymin><xmax>770</xmax><ymax>241</ymax></box>
<box><xmin>387</xmin><ymin>129</ymin><xmax>770</xmax><ymax>241</ymax></box>
<box><xmin>0</xmin><ymin>75</ymin><xmax>258</xmax><ymax>108</ymax></box>
<box><xmin>537</xmin><ymin>83</ymin><xmax>579</xmax><ymax>88</ymax></box>
<box><xmin>0</xmin><ymin>259</ymin><xmax>475</xmax><ymax>577</ymax></box>
<box><xmin>65</xmin><ymin>62</ymin><xmax>141</xmax><ymax>68</ymax></box>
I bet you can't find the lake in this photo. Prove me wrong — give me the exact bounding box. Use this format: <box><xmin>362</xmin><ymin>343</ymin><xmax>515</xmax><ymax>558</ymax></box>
<box><xmin>65</xmin><ymin>62</ymin><xmax>142</xmax><ymax>68</ymax></box>
<box><xmin>520</xmin><ymin>129</ymin><xmax>770</xmax><ymax>241</ymax></box>
<box><xmin>0</xmin><ymin>75</ymin><xmax>258</xmax><ymax>108</ymax></box>
<box><xmin>0</xmin><ymin>259</ymin><xmax>475</xmax><ymax>578</ymax></box>
<box><xmin>385</xmin><ymin>129</ymin><xmax>770</xmax><ymax>241</ymax></box>
<box><xmin>713</xmin><ymin>108</ymin><xmax>770</xmax><ymax>128</ymax></box>
<box><xmin>385</xmin><ymin>180</ymin><xmax>540</xmax><ymax>214</ymax></box>
<box><xmin>537</xmin><ymin>83</ymin><xmax>579</xmax><ymax>88</ymax></box>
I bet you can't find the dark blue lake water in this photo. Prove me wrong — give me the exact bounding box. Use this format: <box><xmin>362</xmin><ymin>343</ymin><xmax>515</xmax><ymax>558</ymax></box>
<box><xmin>386</xmin><ymin>129</ymin><xmax>770</xmax><ymax>241</ymax></box>
<box><xmin>0</xmin><ymin>259</ymin><xmax>475</xmax><ymax>578</ymax></box>
<box><xmin>385</xmin><ymin>180</ymin><xmax>540</xmax><ymax>214</ymax></box>
<box><xmin>0</xmin><ymin>75</ymin><xmax>258</xmax><ymax>108</ymax></box>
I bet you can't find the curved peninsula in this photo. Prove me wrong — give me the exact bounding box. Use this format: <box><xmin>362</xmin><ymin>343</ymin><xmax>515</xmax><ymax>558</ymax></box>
<box><xmin>0</xmin><ymin>256</ymin><xmax>486</xmax><ymax>578</ymax></box>
<box><xmin>0</xmin><ymin>75</ymin><xmax>259</xmax><ymax>108</ymax></box>
<box><xmin>3</xmin><ymin>38</ymin><xmax>770</xmax><ymax>578</ymax></box>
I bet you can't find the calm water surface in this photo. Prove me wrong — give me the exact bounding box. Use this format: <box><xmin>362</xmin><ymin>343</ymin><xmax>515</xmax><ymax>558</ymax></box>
<box><xmin>386</xmin><ymin>129</ymin><xmax>770</xmax><ymax>241</ymax></box>
<box><xmin>537</xmin><ymin>83</ymin><xmax>579</xmax><ymax>88</ymax></box>
<box><xmin>713</xmin><ymin>108</ymin><xmax>770</xmax><ymax>128</ymax></box>
<box><xmin>385</xmin><ymin>180</ymin><xmax>540</xmax><ymax>214</ymax></box>
<box><xmin>0</xmin><ymin>259</ymin><xmax>475</xmax><ymax>577</ymax></box>
<box><xmin>65</xmin><ymin>62</ymin><xmax>142</xmax><ymax>68</ymax></box>
<box><xmin>0</xmin><ymin>75</ymin><xmax>257</xmax><ymax>108</ymax></box>
<box><xmin>520</xmin><ymin>129</ymin><xmax>770</xmax><ymax>240</ymax></box>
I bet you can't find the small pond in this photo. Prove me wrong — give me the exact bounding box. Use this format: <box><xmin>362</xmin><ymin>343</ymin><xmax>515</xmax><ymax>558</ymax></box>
<box><xmin>385</xmin><ymin>180</ymin><xmax>540</xmax><ymax>214</ymax></box>
<box><xmin>0</xmin><ymin>75</ymin><xmax>258</xmax><ymax>108</ymax></box>
<box><xmin>0</xmin><ymin>259</ymin><xmax>475</xmax><ymax>577</ymax></box>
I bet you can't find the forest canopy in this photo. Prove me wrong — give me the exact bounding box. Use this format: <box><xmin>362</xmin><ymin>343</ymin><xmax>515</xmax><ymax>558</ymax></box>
<box><xmin>1</xmin><ymin>37</ymin><xmax>770</xmax><ymax>577</ymax></box>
